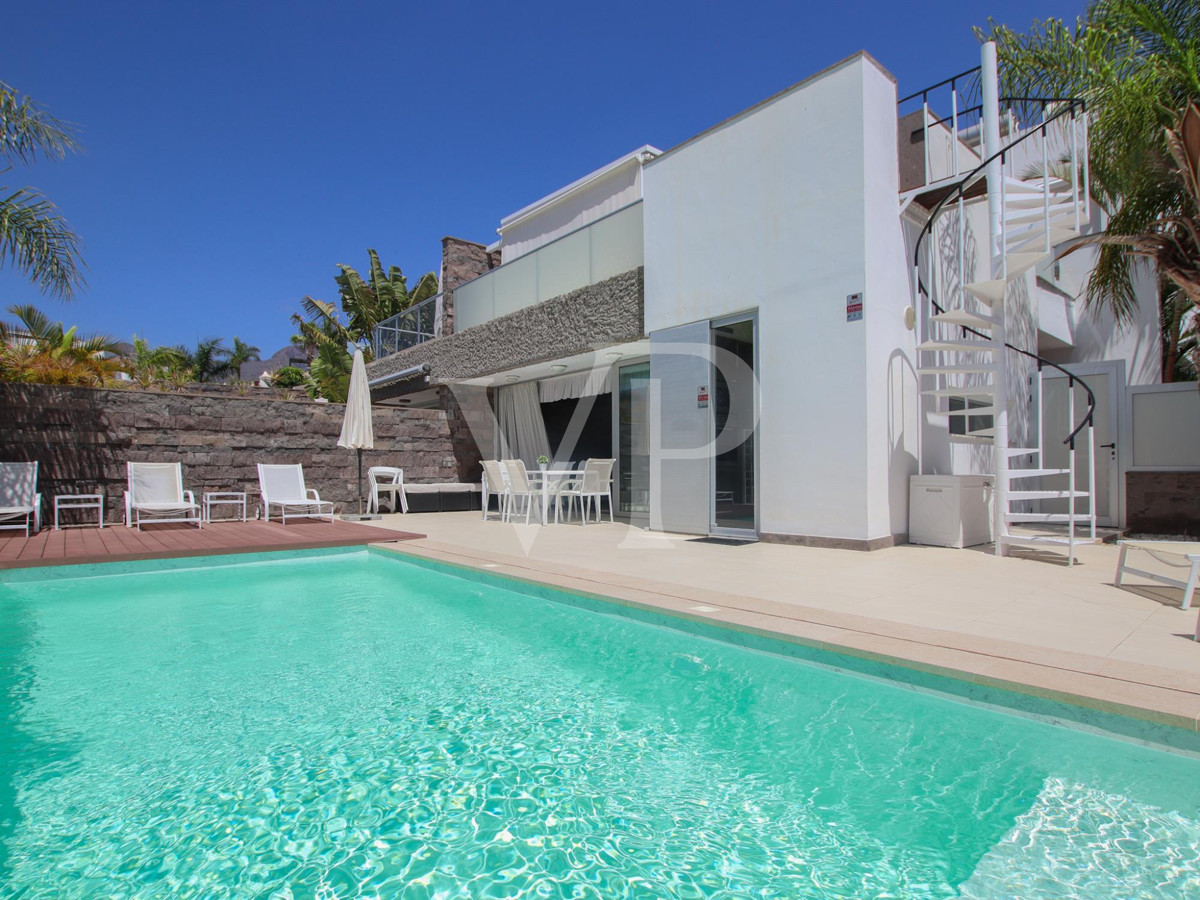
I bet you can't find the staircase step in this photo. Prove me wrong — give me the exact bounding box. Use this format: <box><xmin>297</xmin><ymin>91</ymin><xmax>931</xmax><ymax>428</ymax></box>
<box><xmin>1003</xmin><ymin>192</ymin><xmax>1077</xmax><ymax>209</ymax></box>
<box><xmin>929</xmin><ymin>406</ymin><xmax>996</xmax><ymax>417</ymax></box>
<box><xmin>963</xmin><ymin>279</ymin><xmax>1006</xmax><ymax>306</ymax></box>
<box><xmin>967</xmin><ymin>427</ymin><xmax>996</xmax><ymax>437</ymax></box>
<box><xmin>1007</xmin><ymin>489</ymin><xmax>1089</xmax><ymax>501</ymax></box>
<box><xmin>1004</xmin><ymin>176</ymin><xmax>1072</xmax><ymax>194</ymax></box>
<box><xmin>949</xmin><ymin>434</ymin><xmax>994</xmax><ymax>445</ymax></box>
<box><xmin>1003</xmin><ymin>251</ymin><xmax>1051</xmax><ymax>277</ymax></box>
<box><xmin>1005</xmin><ymin>512</ymin><xmax>1096</xmax><ymax>523</ymax></box>
<box><xmin>1006</xmin><ymin>227</ymin><xmax>1079</xmax><ymax>254</ymax></box>
<box><xmin>917</xmin><ymin>365</ymin><xmax>997</xmax><ymax>375</ymax></box>
<box><xmin>1006</xmin><ymin>468</ymin><xmax>1070</xmax><ymax>479</ymax></box>
<box><xmin>1000</xmin><ymin>534</ymin><xmax>1082</xmax><ymax>547</ymax></box>
<box><xmin>930</xmin><ymin>309</ymin><xmax>998</xmax><ymax>329</ymax></box>
<box><xmin>1006</xmin><ymin>218</ymin><xmax>1079</xmax><ymax>243</ymax></box>
<box><xmin>922</xmin><ymin>387</ymin><xmax>997</xmax><ymax>398</ymax></box>
<box><xmin>1005</xmin><ymin>448</ymin><xmax>1040</xmax><ymax>457</ymax></box>
<box><xmin>1004</xmin><ymin>205</ymin><xmax>1078</xmax><ymax>227</ymax></box>
<box><xmin>917</xmin><ymin>340</ymin><xmax>997</xmax><ymax>353</ymax></box>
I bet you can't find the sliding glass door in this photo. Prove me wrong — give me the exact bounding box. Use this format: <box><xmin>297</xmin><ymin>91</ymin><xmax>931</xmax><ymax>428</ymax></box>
<box><xmin>711</xmin><ymin>316</ymin><xmax>756</xmax><ymax>535</ymax></box>
<box><xmin>616</xmin><ymin>361</ymin><xmax>650</xmax><ymax>521</ymax></box>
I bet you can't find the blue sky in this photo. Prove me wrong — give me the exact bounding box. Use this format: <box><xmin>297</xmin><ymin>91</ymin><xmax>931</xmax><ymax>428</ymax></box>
<box><xmin>3</xmin><ymin>0</ymin><xmax>1085</xmax><ymax>356</ymax></box>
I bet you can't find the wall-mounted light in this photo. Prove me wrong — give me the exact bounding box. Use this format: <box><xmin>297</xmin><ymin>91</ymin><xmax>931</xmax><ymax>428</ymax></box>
<box><xmin>605</xmin><ymin>352</ymin><xmax>623</xmax><ymax>360</ymax></box>
<box><xmin>505</xmin><ymin>375</ymin><xmax>519</xmax><ymax>382</ymax></box>
<box><xmin>550</xmin><ymin>364</ymin><xmax>568</xmax><ymax>372</ymax></box>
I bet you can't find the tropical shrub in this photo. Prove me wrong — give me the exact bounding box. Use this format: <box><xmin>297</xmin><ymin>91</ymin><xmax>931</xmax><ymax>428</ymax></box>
<box><xmin>271</xmin><ymin>366</ymin><xmax>307</xmax><ymax>388</ymax></box>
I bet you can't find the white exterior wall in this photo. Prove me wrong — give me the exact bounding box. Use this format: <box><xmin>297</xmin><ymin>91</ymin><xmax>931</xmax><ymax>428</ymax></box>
<box><xmin>499</xmin><ymin>163</ymin><xmax>644</xmax><ymax>263</ymax></box>
<box><xmin>862</xmin><ymin>64</ymin><xmax>921</xmax><ymax>540</ymax></box>
<box><xmin>644</xmin><ymin>54</ymin><xmax>911</xmax><ymax>542</ymax></box>
<box><xmin>1039</xmin><ymin>236</ymin><xmax>1161</xmax><ymax>386</ymax></box>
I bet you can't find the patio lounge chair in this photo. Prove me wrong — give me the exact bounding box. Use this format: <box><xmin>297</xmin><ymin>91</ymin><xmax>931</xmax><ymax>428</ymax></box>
<box><xmin>257</xmin><ymin>463</ymin><xmax>335</xmax><ymax>524</ymax></box>
<box><xmin>125</xmin><ymin>462</ymin><xmax>202</xmax><ymax>530</ymax></box>
<box><xmin>0</xmin><ymin>461</ymin><xmax>42</xmax><ymax>537</ymax></box>
<box><xmin>1115</xmin><ymin>540</ymin><xmax>1200</xmax><ymax>613</ymax></box>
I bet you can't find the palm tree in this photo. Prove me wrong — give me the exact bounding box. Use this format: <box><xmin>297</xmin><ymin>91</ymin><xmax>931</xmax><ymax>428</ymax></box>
<box><xmin>180</xmin><ymin>336</ymin><xmax>234</xmax><ymax>383</ymax></box>
<box><xmin>980</xmin><ymin>0</ymin><xmax>1200</xmax><ymax>326</ymax></box>
<box><xmin>0</xmin><ymin>81</ymin><xmax>85</xmax><ymax>300</ymax></box>
<box><xmin>227</xmin><ymin>337</ymin><xmax>261</xmax><ymax>375</ymax></box>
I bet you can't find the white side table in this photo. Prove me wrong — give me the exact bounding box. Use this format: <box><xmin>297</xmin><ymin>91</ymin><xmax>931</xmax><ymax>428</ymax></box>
<box><xmin>204</xmin><ymin>491</ymin><xmax>247</xmax><ymax>523</ymax></box>
<box><xmin>55</xmin><ymin>493</ymin><xmax>104</xmax><ymax>530</ymax></box>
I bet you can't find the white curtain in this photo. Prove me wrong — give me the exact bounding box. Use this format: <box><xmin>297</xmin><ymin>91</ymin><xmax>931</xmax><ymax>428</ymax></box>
<box><xmin>537</xmin><ymin>367</ymin><xmax>614</xmax><ymax>403</ymax></box>
<box><xmin>496</xmin><ymin>382</ymin><xmax>551</xmax><ymax>467</ymax></box>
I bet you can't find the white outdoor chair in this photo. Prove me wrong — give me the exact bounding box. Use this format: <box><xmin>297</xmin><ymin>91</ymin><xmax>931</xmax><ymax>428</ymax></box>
<box><xmin>560</xmin><ymin>458</ymin><xmax>615</xmax><ymax>525</ymax></box>
<box><xmin>125</xmin><ymin>462</ymin><xmax>202</xmax><ymax>530</ymax></box>
<box><xmin>481</xmin><ymin>460</ymin><xmax>509</xmax><ymax>521</ymax></box>
<box><xmin>550</xmin><ymin>460</ymin><xmax>584</xmax><ymax>524</ymax></box>
<box><xmin>257</xmin><ymin>463</ymin><xmax>335</xmax><ymax>524</ymax></box>
<box><xmin>501</xmin><ymin>459</ymin><xmax>536</xmax><ymax>525</ymax></box>
<box><xmin>0</xmin><ymin>461</ymin><xmax>42</xmax><ymax>537</ymax></box>
<box><xmin>368</xmin><ymin>466</ymin><xmax>406</xmax><ymax>514</ymax></box>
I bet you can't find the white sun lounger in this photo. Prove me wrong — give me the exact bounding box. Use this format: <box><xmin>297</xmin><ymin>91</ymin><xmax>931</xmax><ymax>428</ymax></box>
<box><xmin>1115</xmin><ymin>540</ymin><xmax>1200</xmax><ymax>613</ymax></box>
<box><xmin>0</xmin><ymin>461</ymin><xmax>42</xmax><ymax>537</ymax></box>
<box><xmin>125</xmin><ymin>462</ymin><xmax>202</xmax><ymax>530</ymax></box>
<box><xmin>257</xmin><ymin>463</ymin><xmax>335</xmax><ymax>524</ymax></box>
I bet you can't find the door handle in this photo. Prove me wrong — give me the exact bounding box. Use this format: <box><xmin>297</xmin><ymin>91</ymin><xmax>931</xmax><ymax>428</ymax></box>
<box><xmin>1100</xmin><ymin>442</ymin><xmax>1116</xmax><ymax>459</ymax></box>
<box><xmin>1100</xmin><ymin>443</ymin><xmax>1115</xmax><ymax>448</ymax></box>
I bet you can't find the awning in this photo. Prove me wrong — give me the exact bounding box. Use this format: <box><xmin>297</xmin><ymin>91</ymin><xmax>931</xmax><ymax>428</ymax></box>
<box><xmin>538</xmin><ymin>367</ymin><xmax>613</xmax><ymax>403</ymax></box>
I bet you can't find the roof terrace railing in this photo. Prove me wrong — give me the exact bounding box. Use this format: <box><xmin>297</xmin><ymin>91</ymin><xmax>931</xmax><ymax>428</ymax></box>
<box><xmin>372</xmin><ymin>292</ymin><xmax>440</xmax><ymax>359</ymax></box>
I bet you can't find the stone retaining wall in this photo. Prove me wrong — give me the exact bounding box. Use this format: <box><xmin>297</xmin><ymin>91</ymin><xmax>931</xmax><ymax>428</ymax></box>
<box><xmin>0</xmin><ymin>383</ymin><xmax>478</xmax><ymax>523</ymax></box>
<box><xmin>1126</xmin><ymin>471</ymin><xmax>1200</xmax><ymax>536</ymax></box>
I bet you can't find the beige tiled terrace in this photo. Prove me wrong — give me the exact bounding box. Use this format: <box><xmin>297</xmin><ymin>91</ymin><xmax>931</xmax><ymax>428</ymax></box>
<box><xmin>360</xmin><ymin>511</ymin><xmax>1200</xmax><ymax>736</ymax></box>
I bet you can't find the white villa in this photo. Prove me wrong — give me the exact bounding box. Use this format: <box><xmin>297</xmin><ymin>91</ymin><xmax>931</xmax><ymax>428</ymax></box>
<box><xmin>368</xmin><ymin>44</ymin><xmax>1183</xmax><ymax>554</ymax></box>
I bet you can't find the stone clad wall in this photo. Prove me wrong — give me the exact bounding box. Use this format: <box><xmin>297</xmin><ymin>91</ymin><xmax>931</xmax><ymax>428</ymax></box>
<box><xmin>0</xmin><ymin>383</ymin><xmax>477</xmax><ymax>523</ymax></box>
<box><xmin>369</xmin><ymin>267</ymin><xmax>644</xmax><ymax>386</ymax></box>
<box><xmin>439</xmin><ymin>236</ymin><xmax>502</xmax><ymax>336</ymax></box>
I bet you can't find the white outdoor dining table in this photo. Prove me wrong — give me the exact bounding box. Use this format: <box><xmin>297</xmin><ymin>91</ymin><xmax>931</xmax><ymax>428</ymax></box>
<box><xmin>526</xmin><ymin>469</ymin><xmax>576</xmax><ymax>525</ymax></box>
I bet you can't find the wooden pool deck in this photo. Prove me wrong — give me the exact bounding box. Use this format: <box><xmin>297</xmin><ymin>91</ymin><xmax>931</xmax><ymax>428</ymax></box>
<box><xmin>0</xmin><ymin>519</ymin><xmax>423</xmax><ymax>570</ymax></box>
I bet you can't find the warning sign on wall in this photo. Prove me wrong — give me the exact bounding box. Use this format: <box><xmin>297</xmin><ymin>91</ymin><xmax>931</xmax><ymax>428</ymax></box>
<box><xmin>697</xmin><ymin>385</ymin><xmax>709</xmax><ymax>408</ymax></box>
<box><xmin>846</xmin><ymin>292</ymin><xmax>864</xmax><ymax>322</ymax></box>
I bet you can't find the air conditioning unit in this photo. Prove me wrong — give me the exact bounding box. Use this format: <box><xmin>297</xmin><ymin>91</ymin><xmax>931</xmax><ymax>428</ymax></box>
<box><xmin>909</xmin><ymin>475</ymin><xmax>994</xmax><ymax>548</ymax></box>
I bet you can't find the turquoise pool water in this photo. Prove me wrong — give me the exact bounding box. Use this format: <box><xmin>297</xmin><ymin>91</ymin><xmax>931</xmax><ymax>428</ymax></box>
<box><xmin>1</xmin><ymin>548</ymin><xmax>1199</xmax><ymax>898</ymax></box>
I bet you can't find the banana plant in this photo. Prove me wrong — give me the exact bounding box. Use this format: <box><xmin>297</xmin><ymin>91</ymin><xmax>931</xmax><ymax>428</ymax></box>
<box><xmin>291</xmin><ymin>249</ymin><xmax>438</xmax><ymax>361</ymax></box>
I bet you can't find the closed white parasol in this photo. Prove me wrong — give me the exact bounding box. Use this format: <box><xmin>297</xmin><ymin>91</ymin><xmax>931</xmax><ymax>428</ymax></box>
<box><xmin>338</xmin><ymin>348</ymin><xmax>378</xmax><ymax>519</ymax></box>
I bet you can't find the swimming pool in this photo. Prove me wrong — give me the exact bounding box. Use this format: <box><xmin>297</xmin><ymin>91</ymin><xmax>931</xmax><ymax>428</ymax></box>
<box><xmin>1</xmin><ymin>547</ymin><xmax>1198</xmax><ymax>897</ymax></box>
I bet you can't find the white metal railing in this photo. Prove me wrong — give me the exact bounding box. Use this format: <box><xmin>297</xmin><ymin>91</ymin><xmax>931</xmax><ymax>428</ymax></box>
<box><xmin>372</xmin><ymin>292</ymin><xmax>439</xmax><ymax>358</ymax></box>
<box><xmin>453</xmin><ymin>201</ymin><xmax>644</xmax><ymax>332</ymax></box>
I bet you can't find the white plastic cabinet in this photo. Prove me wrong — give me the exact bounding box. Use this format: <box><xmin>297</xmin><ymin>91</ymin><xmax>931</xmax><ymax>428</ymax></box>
<box><xmin>909</xmin><ymin>475</ymin><xmax>993</xmax><ymax>548</ymax></box>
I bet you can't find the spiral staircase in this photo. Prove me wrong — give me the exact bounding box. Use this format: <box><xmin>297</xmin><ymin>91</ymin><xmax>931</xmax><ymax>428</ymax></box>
<box><xmin>904</xmin><ymin>45</ymin><xmax>1097</xmax><ymax>565</ymax></box>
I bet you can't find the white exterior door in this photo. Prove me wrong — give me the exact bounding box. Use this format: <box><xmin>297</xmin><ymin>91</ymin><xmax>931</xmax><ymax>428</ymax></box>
<box><xmin>649</xmin><ymin>322</ymin><xmax>712</xmax><ymax>534</ymax></box>
<box><xmin>1040</xmin><ymin>362</ymin><xmax>1124</xmax><ymax>527</ymax></box>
